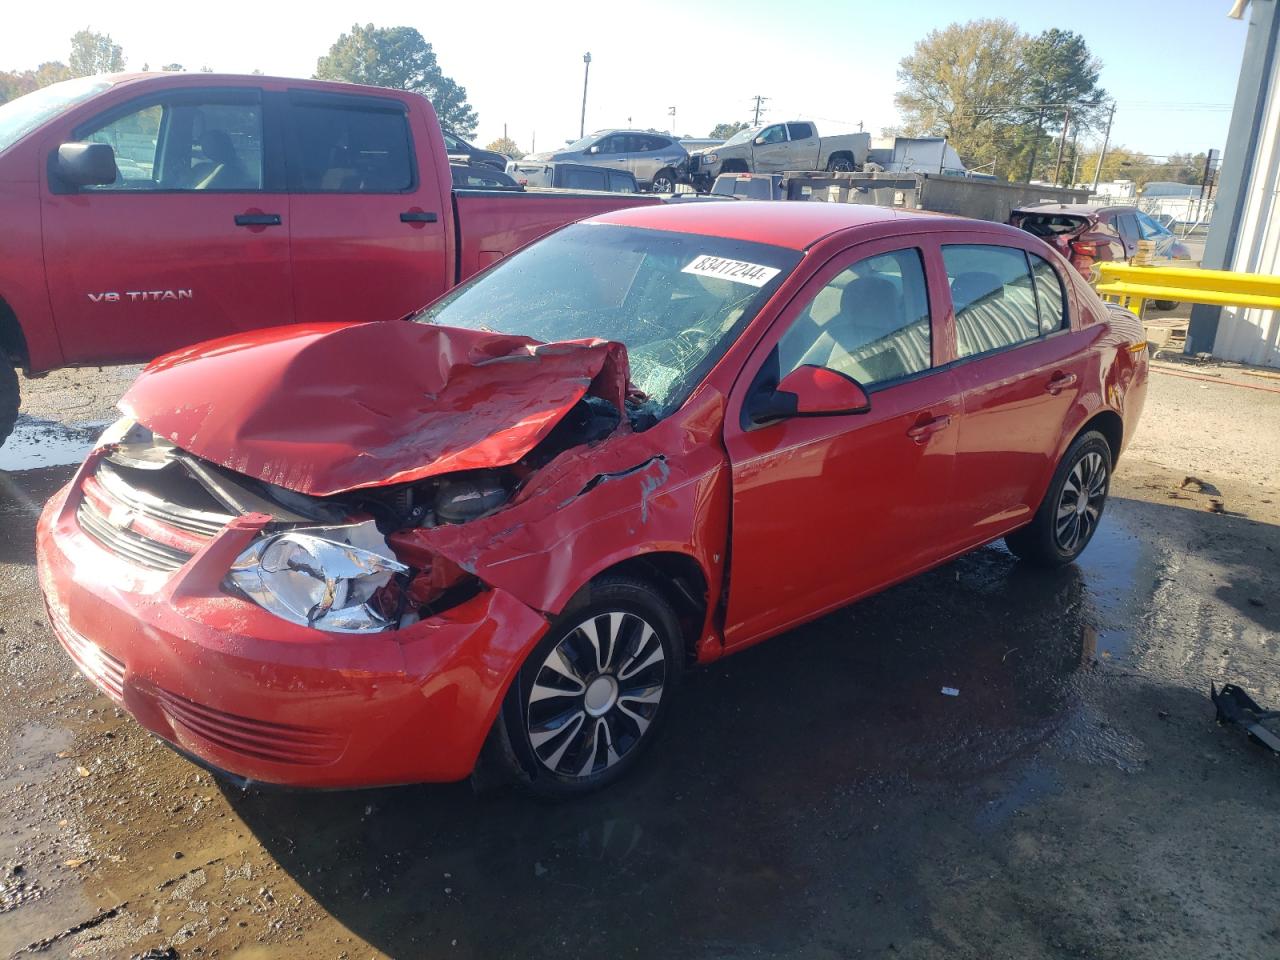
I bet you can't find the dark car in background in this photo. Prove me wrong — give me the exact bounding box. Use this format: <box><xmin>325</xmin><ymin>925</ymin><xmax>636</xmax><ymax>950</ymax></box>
<box><xmin>1010</xmin><ymin>203</ymin><xmax>1192</xmax><ymax>276</ymax></box>
<box><xmin>506</xmin><ymin>160</ymin><xmax>638</xmax><ymax>193</ymax></box>
<box><xmin>443</xmin><ymin>128</ymin><xmax>509</xmax><ymax>171</ymax></box>
<box><xmin>711</xmin><ymin>172</ymin><xmax>785</xmax><ymax>200</ymax></box>
<box><xmin>450</xmin><ymin>163</ymin><xmax>521</xmax><ymax>189</ymax></box>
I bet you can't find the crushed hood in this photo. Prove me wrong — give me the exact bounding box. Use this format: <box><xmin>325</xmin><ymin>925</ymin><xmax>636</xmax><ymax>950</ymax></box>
<box><xmin>119</xmin><ymin>322</ymin><xmax>630</xmax><ymax>497</ymax></box>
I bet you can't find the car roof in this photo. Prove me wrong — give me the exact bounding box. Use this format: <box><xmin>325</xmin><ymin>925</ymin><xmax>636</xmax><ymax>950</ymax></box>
<box><xmin>590</xmin><ymin>201</ymin><xmax>979</xmax><ymax>250</ymax></box>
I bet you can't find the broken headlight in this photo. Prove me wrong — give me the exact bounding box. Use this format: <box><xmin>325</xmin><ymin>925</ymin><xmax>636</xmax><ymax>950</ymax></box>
<box><xmin>225</xmin><ymin>522</ymin><xmax>408</xmax><ymax>633</ymax></box>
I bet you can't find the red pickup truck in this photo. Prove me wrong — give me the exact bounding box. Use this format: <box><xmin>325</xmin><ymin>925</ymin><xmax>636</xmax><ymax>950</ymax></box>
<box><xmin>0</xmin><ymin>72</ymin><xmax>657</xmax><ymax>443</ymax></box>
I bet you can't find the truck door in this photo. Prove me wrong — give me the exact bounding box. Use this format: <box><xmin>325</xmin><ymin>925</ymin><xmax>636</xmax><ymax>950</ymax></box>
<box><xmin>750</xmin><ymin>124</ymin><xmax>793</xmax><ymax>174</ymax></box>
<box><xmin>284</xmin><ymin>89</ymin><xmax>451</xmax><ymax>325</ymax></box>
<box><xmin>40</xmin><ymin>86</ymin><xmax>294</xmax><ymax>365</ymax></box>
<box><xmin>786</xmin><ymin>122</ymin><xmax>820</xmax><ymax>168</ymax></box>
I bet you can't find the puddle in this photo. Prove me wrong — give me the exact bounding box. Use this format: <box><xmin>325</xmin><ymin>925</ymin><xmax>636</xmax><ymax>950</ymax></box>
<box><xmin>0</xmin><ymin>416</ymin><xmax>106</xmax><ymax>473</ymax></box>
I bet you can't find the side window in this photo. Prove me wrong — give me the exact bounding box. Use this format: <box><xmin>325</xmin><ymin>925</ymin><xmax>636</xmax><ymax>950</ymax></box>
<box><xmin>1094</xmin><ymin>217</ymin><xmax>1121</xmax><ymax>240</ymax></box>
<box><xmin>787</xmin><ymin>123</ymin><xmax>814</xmax><ymax>140</ymax></box>
<box><xmin>563</xmin><ymin>167</ymin><xmax>606</xmax><ymax>190</ymax></box>
<box><xmin>442</xmin><ymin>132</ymin><xmax>462</xmax><ymax>152</ymax></box>
<box><xmin>776</xmin><ymin>248</ymin><xmax>932</xmax><ymax>388</ymax></box>
<box><xmin>758</xmin><ymin>125</ymin><xmax>787</xmax><ymax>145</ymax></box>
<box><xmin>943</xmin><ymin>244</ymin><xmax>1042</xmax><ymax>358</ymax></box>
<box><xmin>641</xmin><ymin>135</ymin><xmax>671</xmax><ymax>152</ymax></box>
<box><xmin>1030</xmin><ymin>254</ymin><xmax>1066</xmax><ymax>334</ymax></box>
<box><xmin>289</xmin><ymin>100</ymin><xmax>413</xmax><ymax>193</ymax></box>
<box><xmin>1136</xmin><ymin>212</ymin><xmax>1168</xmax><ymax>239</ymax></box>
<box><xmin>594</xmin><ymin>135</ymin><xmax>621</xmax><ymax>155</ymax></box>
<box><xmin>607</xmin><ymin>171</ymin><xmax>635</xmax><ymax>193</ymax></box>
<box><xmin>80</xmin><ymin>95</ymin><xmax>263</xmax><ymax>191</ymax></box>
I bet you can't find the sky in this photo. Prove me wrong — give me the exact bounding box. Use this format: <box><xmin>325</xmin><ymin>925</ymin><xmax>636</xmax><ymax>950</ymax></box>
<box><xmin>1</xmin><ymin>0</ymin><xmax>1250</xmax><ymax>158</ymax></box>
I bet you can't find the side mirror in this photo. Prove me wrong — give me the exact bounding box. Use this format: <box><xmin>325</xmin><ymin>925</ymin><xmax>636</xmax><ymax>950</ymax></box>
<box><xmin>749</xmin><ymin>364</ymin><xmax>871</xmax><ymax>424</ymax></box>
<box><xmin>753</xmin><ymin>137</ymin><xmax>766</xmax><ymax>146</ymax></box>
<box><xmin>55</xmin><ymin>142</ymin><xmax>117</xmax><ymax>187</ymax></box>
<box><xmin>587</xmin><ymin>145</ymin><xmax>600</xmax><ymax>155</ymax></box>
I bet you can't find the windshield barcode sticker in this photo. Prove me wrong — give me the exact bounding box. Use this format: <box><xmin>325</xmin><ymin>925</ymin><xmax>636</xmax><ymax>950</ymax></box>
<box><xmin>682</xmin><ymin>255</ymin><xmax>781</xmax><ymax>287</ymax></box>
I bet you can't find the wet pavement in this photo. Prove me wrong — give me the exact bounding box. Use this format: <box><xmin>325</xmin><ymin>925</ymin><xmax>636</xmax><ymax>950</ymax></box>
<box><xmin>1</xmin><ymin>386</ymin><xmax>1279</xmax><ymax>958</ymax></box>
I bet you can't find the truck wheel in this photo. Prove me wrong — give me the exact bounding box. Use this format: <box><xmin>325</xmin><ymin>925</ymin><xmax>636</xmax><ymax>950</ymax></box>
<box><xmin>0</xmin><ymin>364</ymin><xmax>18</xmax><ymax>448</ymax></box>
<box><xmin>826</xmin><ymin>155</ymin><xmax>856</xmax><ymax>173</ymax></box>
<box><xmin>650</xmin><ymin>169</ymin><xmax>677</xmax><ymax>193</ymax></box>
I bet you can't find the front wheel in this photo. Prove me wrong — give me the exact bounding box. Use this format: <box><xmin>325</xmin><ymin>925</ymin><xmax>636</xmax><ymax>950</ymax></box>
<box><xmin>499</xmin><ymin>575</ymin><xmax>684</xmax><ymax>798</ymax></box>
<box><xmin>649</xmin><ymin>169</ymin><xmax>677</xmax><ymax>194</ymax></box>
<box><xmin>1005</xmin><ymin>430</ymin><xmax>1112</xmax><ymax>567</ymax></box>
<box><xmin>0</xmin><ymin>364</ymin><xmax>18</xmax><ymax>448</ymax></box>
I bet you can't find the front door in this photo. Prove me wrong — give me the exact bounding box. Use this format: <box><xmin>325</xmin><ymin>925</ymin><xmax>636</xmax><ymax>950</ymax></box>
<box><xmin>41</xmin><ymin>86</ymin><xmax>294</xmax><ymax>365</ymax></box>
<box><xmin>722</xmin><ymin>239</ymin><xmax>962</xmax><ymax>649</ymax></box>
<box><xmin>941</xmin><ymin>240</ymin><xmax>1092</xmax><ymax>545</ymax></box>
<box><xmin>750</xmin><ymin>124</ymin><xmax>794</xmax><ymax>174</ymax></box>
<box><xmin>284</xmin><ymin>89</ymin><xmax>451</xmax><ymax>325</ymax></box>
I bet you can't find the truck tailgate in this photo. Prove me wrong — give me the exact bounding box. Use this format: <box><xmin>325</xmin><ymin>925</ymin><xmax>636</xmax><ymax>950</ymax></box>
<box><xmin>452</xmin><ymin>189</ymin><xmax>660</xmax><ymax>282</ymax></box>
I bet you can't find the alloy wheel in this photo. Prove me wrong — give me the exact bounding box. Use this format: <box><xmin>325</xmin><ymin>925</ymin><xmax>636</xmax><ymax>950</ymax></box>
<box><xmin>526</xmin><ymin>611</ymin><xmax>667</xmax><ymax>780</ymax></box>
<box><xmin>651</xmin><ymin>176</ymin><xmax>674</xmax><ymax>193</ymax></box>
<box><xmin>1055</xmin><ymin>450</ymin><xmax>1107</xmax><ymax>553</ymax></box>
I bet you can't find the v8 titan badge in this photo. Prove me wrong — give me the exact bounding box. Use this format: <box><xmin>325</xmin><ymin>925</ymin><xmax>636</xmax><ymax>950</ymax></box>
<box><xmin>681</xmin><ymin>255</ymin><xmax>781</xmax><ymax>288</ymax></box>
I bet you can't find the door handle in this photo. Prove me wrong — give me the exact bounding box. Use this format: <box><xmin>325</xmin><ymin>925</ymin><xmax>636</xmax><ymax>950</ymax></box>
<box><xmin>1045</xmin><ymin>372</ymin><xmax>1079</xmax><ymax>395</ymax></box>
<box><xmin>400</xmin><ymin>210</ymin><xmax>439</xmax><ymax>223</ymax></box>
<box><xmin>234</xmin><ymin>213</ymin><xmax>281</xmax><ymax>227</ymax></box>
<box><xmin>906</xmin><ymin>414</ymin><xmax>952</xmax><ymax>442</ymax></box>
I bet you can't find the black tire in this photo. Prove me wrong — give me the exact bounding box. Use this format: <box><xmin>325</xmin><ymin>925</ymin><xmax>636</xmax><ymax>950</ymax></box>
<box><xmin>720</xmin><ymin>160</ymin><xmax>748</xmax><ymax>174</ymax></box>
<box><xmin>0</xmin><ymin>363</ymin><xmax>18</xmax><ymax>449</ymax></box>
<box><xmin>498</xmin><ymin>574</ymin><xmax>684</xmax><ymax>799</ymax></box>
<box><xmin>1005</xmin><ymin>430</ymin><xmax>1112</xmax><ymax>568</ymax></box>
<box><xmin>649</xmin><ymin>169</ymin><xmax>677</xmax><ymax>194</ymax></box>
<box><xmin>1152</xmin><ymin>300</ymin><xmax>1179</xmax><ymax>311</ymax></box>
<box><xmin>826</xmin><ymin>154</ymin><xmax>856</xmax><ymax>173</ymax></box>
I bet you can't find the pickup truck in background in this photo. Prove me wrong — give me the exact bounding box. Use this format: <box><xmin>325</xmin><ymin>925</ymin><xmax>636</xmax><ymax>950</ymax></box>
<box><xmin>506</xmin><ymin>159</ymin><xmax>639</xmax><ymax>193</ymax></box>
<box><xmin>688</xmin><ymin>121</ymin><xmax>871</xmax><ymax>190</ymax></box>
<box><xmin>0</xmin><ymin>72</ymin><xmax>659</xmax><ymax>444</ymax></box>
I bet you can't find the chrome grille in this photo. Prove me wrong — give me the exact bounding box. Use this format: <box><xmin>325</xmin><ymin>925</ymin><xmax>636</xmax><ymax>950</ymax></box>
<box><xmin>95</xmin><ymin>462</ymin><xmax>231</xmax><ymax>536</ymax></box>
<box><xmin>77</xmin><ymin>495</ymin><xmax>192</xmax><ymax>572</ymax></box>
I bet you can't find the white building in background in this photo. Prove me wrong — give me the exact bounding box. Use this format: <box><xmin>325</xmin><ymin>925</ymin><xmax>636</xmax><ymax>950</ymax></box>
<box><xmin>1190</xmin><ymin>0</ymin><xmax>1280</xmax><ymax>367</ymax></box>
<box><xmin>1093</xmin><ymin>179</ymin><xmax>1137</xmax><ymax>199</ymax></box>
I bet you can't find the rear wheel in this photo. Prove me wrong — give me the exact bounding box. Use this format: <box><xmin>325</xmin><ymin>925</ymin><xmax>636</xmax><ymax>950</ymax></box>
<box><xmin>0</xmin><ymin>364</ymin><xmax>18</xmax><ymax>448</ymax></box>
<box><xmin>1005</xmin><ymin>431</ymin><xmax>1112</xmax><ymax>567</ymax></box>
<box><xmin>499</xmin><ymin>575</ymin><xmax>683</xmax><ymax>798</ymax></box>
<box><xmin>826</xmin><ymin>154</ymin><xmax>856</xmax><ymax>173</ymax></box>
<box><xmin>650</xmin><ymin>169</ymin><xmax>677</xmax><ymax>193</ymax></box>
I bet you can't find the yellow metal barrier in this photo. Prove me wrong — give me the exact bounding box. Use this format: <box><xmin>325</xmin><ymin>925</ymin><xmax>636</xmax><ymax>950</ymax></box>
<box><xmin>1096</xmin><ymin>262</ymin><xmax>1280</xmax><ymax>316</ymax></box>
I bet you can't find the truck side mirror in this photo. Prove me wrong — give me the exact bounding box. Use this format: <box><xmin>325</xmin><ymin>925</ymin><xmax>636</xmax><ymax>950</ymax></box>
<box><xmin>753</xmin><ymin>137</ymin><xmax>765</xmax><ymax>146</ymax></box>
<box><xmin>55</xmin><ymin>142</ymin><xmax>117</xmax><ymax>187</ymax></box>
<box><xmin>587</xmin><ymin>145</ymin><xmax>600</xmax><ymax>155</ymax></box>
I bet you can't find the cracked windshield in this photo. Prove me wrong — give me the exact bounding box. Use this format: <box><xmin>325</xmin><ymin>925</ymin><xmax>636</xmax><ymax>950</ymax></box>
<box><xmin>415</xmin><ymin>223</ymin><xmax>800</xmax><ymax>412</ymax></box>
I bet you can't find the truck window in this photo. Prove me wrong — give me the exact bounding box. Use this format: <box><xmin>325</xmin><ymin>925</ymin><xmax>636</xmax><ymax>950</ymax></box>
<box><xmin>758</xmin><ymin>125</ymin><xmax>787</xmax><ymax>145</ymax></box>
<box><xmin>289</xmin><ymin>100</ymin><xmax>414</xmax><ymax>193</ymax></box>
<box><xmin>607</xmin><ymin>171</ymin><xmax>636</xmax><ymax>193</ymax></box>
<box><xmin>786</xmin><ymin>123</ymin><xmax>814</xmax><ymax>140</ymax></box>
<box><xmin>78</xmin><ymin>94</ymin><xmax>263</xmax><ymax>191</ymax></box>
<box><xmin>563</xmin><ymin>167</ymin><xmax>606</xmax><ymax>190</ymax></box>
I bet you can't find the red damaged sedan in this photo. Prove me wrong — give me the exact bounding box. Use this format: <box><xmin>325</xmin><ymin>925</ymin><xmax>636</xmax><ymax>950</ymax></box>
<box><xmin>37</xmin><ymin>202</ymin><xmax>1148</xmax><ymax>797</ymax></box>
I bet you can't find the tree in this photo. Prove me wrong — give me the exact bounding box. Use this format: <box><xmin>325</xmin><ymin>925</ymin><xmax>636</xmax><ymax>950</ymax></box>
<box><xmin>315</xmin><ymin>24</ymin><xmax>478</xmax><ymax>136</ymax></box>
<box><xmin>0</xmin><ymin>62</ymin><xmax>72</xmax><ymax>104</ymax></box>
<box><xmin>485</xmin><ymin>136</ymin><xmax>524</xmax><ymax>159</ymax></box>
<box><xmin>709</xmin><ymin>121</ymin><xmax>749</xmax><ymax>139</ymax></box>
<box><xmin>69</xmin><ymin>29</ymin><xmax>124</xmax><ymax>78</ymax></box>
<box><xmin>1075</xmin><ymin>145</ymin><xmax>1150</xmax><ymax>185</ymax></box>
<box><xmin>1014</xmin><ymin>29</ymin><xmax>1106</xmax><ymax>181</ymax></box>
<box><xmin>895</xmin><ymin>19</ymin><xmax>1030</xmax><ymax>180</ymax></box>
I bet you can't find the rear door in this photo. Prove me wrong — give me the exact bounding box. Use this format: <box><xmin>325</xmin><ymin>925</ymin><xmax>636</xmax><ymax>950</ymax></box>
<box><xmin>284</xmin><ymin>89</ymin><xmax>451</xmax><ymax>325</ymax></box>
<box><xmin>943</xmin><ymin>239</ymin><xmax>1092</xmax><ymax>546</ymax></box>
<box><xmin>1113</xmin><ymin>210</ymin><xmax>1140</xmax><ymax>257</ymax></box>
<box><xmin>722</xmin><ymin>238</ymin><xmax>963</xmax><ymax>647</ymax></box>
<box><xmin>41</xmin><ymin>84</ymin><xmax>294</xmax><ymax>364</ymax></box>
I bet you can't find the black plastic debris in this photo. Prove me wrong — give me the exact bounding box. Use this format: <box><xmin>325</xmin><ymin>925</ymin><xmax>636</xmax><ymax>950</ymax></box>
<box><xmin>1211</xmin><ymin>683</ymin><xmax>1280</xmax><ymax>754</ymax></box>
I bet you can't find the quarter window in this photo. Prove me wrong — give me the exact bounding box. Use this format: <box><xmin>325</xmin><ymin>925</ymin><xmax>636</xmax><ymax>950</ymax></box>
<box><xmin>289</xmin><ymin>100</ymin><xmax>413</xmax><ymax>193</ymax></box>
<box><xmin>943</xmin><ymin>244</ymin><xmax>1047</xmax><ymax>357</ymax></box>
<box><xmin>79</xmin><ymin>95</ymin><xmax>263</xmax><ymax>191</ymax></box>
<box><xmin>777</xmin><ymin>248</ymin><xmax>932</xmax><ymax>388</ymax></box>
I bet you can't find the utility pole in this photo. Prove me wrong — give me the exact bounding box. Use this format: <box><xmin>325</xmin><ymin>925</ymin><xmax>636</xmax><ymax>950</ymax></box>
<box><xmin>1090</xmin><ymin>102</ymin><xmax>1116</xmax><ymax>193</ymax></box>
<box><xmin>668</xmin><ymin>105</ymin><xmax>676</xmax><ymax>134</ymax></box>
<box><xmin>751</xmin><ymin>95</ymin><xmax>769</xmax><ymax>125</ymax></box>
<box><xmin>579</xmin><ymin>52</ymin><xmax>591</xmax><ymax>139</ymax></box>
<box><xmin>1052</xmin><ymin>105</ymin><xmax>1072</xmax><ymax>185</ymax></box>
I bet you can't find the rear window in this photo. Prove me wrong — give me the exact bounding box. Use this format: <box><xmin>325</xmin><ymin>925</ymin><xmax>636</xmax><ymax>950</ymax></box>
<box><xmin>289</xmin><ymin>99</ymin><xmax>413</xmax><ymax>193</ymax></box>
<box><xmin>1013</xmin><ymin>213</ymin><xmax>1089</xmax><ymax>239</ymax></box>
<box><xmin>562</xmin><ymin>166</ymin><xmax>606</xmax><ymax>190</ymax></box>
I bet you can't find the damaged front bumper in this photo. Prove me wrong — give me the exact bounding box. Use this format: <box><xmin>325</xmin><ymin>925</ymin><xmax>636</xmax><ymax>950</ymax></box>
<box><xmin>36</xmin><ymin>472</ymin><xmax>549</xmax><ymax>788</ymax></box>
